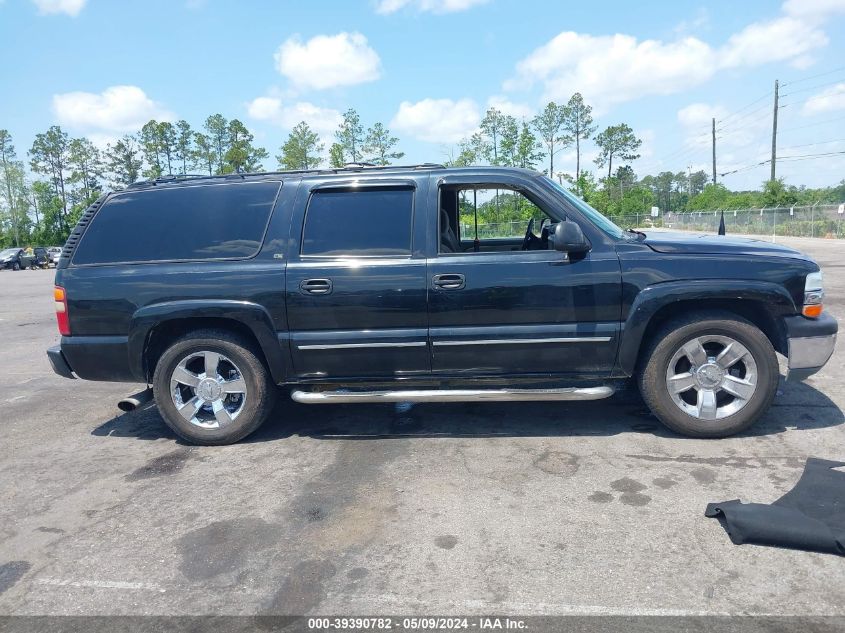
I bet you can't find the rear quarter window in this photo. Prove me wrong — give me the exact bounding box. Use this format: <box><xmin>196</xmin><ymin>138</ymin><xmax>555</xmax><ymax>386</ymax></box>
<box><xmin>72</xmin><ymin>181</ymin><xmax>280</xmax><ymax>265</ymax></box>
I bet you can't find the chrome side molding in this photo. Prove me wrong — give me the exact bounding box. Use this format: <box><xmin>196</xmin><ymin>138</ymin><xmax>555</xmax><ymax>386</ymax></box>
<box><xmin>432</xmin><ymin>336</ymin><xmax>611</xmax><ymax>347</ymax></box>
<box><xmin>290</xmin><ymin>385</ymin><xmax>614</xmax><ymax>404</ymax></box>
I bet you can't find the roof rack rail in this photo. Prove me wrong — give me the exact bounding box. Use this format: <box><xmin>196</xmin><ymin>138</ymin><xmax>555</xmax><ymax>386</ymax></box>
<box><xmin>332</xmin><ymin>162</ymin><xmax>444</xmax><ymax>172</ymax></box>
<box><xmin>124</xmin><ymin>163</ymin><xmax>448</xmax><ymax>190</ymax></box>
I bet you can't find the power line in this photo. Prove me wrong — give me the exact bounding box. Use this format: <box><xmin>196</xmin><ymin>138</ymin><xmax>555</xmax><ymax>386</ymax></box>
<box><xmin>714</xmin><ymin>91</ymin><xmax>772</xmax><ymax>128</ymax></box>
<box><xmin>714</xmin><ymin>102</ymin><xmax>772</xmax><ymax>135</ymax></box>
<box><xmin>779</xmin><ymin>113</ymin><xmax>845</xmax><ymax>133</ymax></box>
<box><xmin>779</xmin><ymin>76</ymin><xmax>845</xmax><ymax>98</ymax></box>
<box><xmin>644</xmin><ymin>78</ymin><xmax>845</xmax><ymax>177</ymax></box>
<box><xmin>720</xmin><ymin>161</ymin><xmax>768</xmax><ymax>177</ymax></box>
<box><xmin>777</xmin><ymin>138</ymin><xmax>845</xmax><ymax>151</ymax></box>
<box><xmin>720</xmin><ymin>150</ymin><xmax>845</xmax><ymax>176</ymax></box>
<box><xmin>781</xmin><ymin>65</ymin><xmax>845</xmax><ymax>87</ymax></box>
<box><xmin>778</xmin><ymin>150</ymin><xmax>845</xmax><ymax>162</ymax></box>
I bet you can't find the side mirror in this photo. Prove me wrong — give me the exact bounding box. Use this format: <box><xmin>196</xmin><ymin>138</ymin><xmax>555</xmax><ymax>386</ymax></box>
<box><xmin>552</xmin><ymin>219</ymin><xmax>590</xmax><ymax>254</ymax></box>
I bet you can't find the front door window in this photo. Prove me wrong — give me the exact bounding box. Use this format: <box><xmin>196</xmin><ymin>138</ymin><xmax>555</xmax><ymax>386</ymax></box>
<box><xmin>440</xmin><ymin>186</ymin><xmax>552</xmax><ymax>254</ymax></box>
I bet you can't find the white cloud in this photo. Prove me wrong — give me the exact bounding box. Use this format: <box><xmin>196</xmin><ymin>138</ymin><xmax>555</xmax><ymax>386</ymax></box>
<box><xmin>375</xmin><ymin>0</ymin><xmax>488</xmax><ymax>14</ymax></box>
<box><xmin>802</xmin><ymin>83</ymin><xmax>845</xmax><ymax>116</ymax></box>
<box><xmin>486</xmin><ymin>96</ymin><xmax>534</xmax><ymax>120</ymax></box>
<box><xmin>52</xmin><ymin>85</ymin><xmax>172</xmax><ymax>133</ymax></box>
<box><xmin>31</xmin><ymin>0</ymin><xmax>85</xmax><ymax>15</ymax></box>
<box><xmin>677</xmin><ymin>103</ymin><xmax>727</xmax><ymax>149</ymax></box>
<box><xmin>718</xmin><ymin>16</ymin><xmax>825</xmax><ymax>68</ymax></box>
<box><xmin>274</xmin><ymin>32</ymin><xmax>381</xmax><ymax>90</ymax></box>
<box><xmin>390</xmin><ymin>98</ymin><xmax>480</xmax><ymax>143</ymax></box>
<box><xmin>246</xmin><ymin>96</ymin><xmax>342</xmax><ymax>136</ymax></box>
<box><xmin>247</xmin><ymin>96</ymin><xmax>284</xmax><ymax>122</ymax></box>
<box><xmin>782</xmin><ymin>0</ymin><xmax>845</xmax><ymax>19</ymax></box>
<box><xmin>637</xmin><ymin>128</ymin><xmax>656</xmax><ymax>160</ymax></box>
<box><xmin>677</xmin><ymin>101</ymin><xmax>771</xmax><ymax>152</ymax></box>
<box><xmin>678</xmin><ymin>103</ymin><xmax>728</xmax><ymax>129</ymax></box>
<box><xmin>506</xmin><ymin>1</ymin><xmax>838</xmax><ymax>113</ymax></box>
<box><xmin>508</xmin><ymin>32</ymin><xmax>715</xmax><ymax>112</ymax></box>
<box><xmin>673</xmin><ymin>7</ymin><xmax>709</xmax><ymax>35</ymax></box>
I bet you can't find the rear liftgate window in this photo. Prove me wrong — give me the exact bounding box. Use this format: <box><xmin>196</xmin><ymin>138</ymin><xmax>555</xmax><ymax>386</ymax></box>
<box><xmin>72</xmin><ymin>181</ymin><xmax>280</xmax><ymax>265</ymax></box>
<box><xmin>301</xmin><ymin>188</ymin><xmax>413</xmax><ymax>257</ymax></box>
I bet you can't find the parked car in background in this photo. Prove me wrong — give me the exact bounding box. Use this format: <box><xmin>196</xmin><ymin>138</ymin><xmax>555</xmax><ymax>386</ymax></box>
<box><xmin>47</xmin><ymin>247</ymin><xmax>62</xmax><ymax>266</ymax></box>
<box><xmin>27</xmin><ymin>247</ymin><xmax>51</xmax><ymax>269</ymax></box>
<box><xmin>0</xmin><ymin>248</ymin><xmax>26</xmax><ymax>271</ymax></box>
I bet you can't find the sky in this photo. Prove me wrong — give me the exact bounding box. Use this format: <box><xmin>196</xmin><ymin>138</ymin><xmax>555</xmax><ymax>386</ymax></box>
<box><xmin>1</xmin><ymin>0</ymin><xmax>845</xmax><ymax>191</ymax></box>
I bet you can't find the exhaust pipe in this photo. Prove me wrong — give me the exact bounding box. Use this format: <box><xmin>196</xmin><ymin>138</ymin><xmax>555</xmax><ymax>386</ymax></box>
<box><xmin>118</xmin><ymin>387</ymin><xmax>153</xmax><ymax>412</ymax></box>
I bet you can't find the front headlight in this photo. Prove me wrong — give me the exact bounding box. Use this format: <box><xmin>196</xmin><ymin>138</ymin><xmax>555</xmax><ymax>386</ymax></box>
<box><xmin>803</xmin><ymin>271</ymin><xmax>824</xmax><ymax>318</ymax></box>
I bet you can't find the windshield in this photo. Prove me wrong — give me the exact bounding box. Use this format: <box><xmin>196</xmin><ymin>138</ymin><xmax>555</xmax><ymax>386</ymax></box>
<box><xmin>0</xmin><ymin>249</ymin><xmax>19</xmax><ymax>258</ymax></box>
<box><xmin>542</xmin><ymin>176</ymin><xmax>628</xmax><ymax>240</ymax></box>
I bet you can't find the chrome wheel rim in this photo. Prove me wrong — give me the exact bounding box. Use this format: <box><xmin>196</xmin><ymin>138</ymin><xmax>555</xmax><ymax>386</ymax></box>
<box><xmin>665</xmin><ymin>335</ymin><xmax>758</xmax><ymax>421</ymax></box>
<box><xmin>170</xmin><ymin>351</ymin><xmax>247</xmax><ymax>429</ymax></box>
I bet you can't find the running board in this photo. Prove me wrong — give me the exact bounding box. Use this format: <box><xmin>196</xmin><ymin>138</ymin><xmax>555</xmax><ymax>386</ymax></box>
<box><xmin>290</xmin><ymin>385</ymin><xmax>615</xmax><ymax>404</ymax></box>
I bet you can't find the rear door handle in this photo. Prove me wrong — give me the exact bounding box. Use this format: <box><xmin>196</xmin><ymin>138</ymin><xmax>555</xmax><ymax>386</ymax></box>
<box><xmin>432</xmin><ymin>273</ymin><xmax>465</xmax><ymax>290</ymax></box>
<box><xmin>300</xmin><ymin>278</ymin><xmax>333</xmax><ymax>295</ymax></box>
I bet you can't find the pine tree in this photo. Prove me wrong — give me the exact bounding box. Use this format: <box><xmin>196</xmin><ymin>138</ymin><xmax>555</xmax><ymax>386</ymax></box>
<box><xmin>335</xmin><ymin>109</ymin><xmax>364</xmax><ymax>163</ymax></box>
<box><xmin>561</xmin><ymin>93</ymin><xmax>597</xmax><ymax>184</ymax></box>
<box><xmin>531</xmin><ymin>102</ymin><xmax>571</xmax><ymax>177</ymax></box>
<box><xmin>363</xmin><ymin>122</ymin><xmax>404</xmax><ymax>165</ymax></box>
<box><xmin>104</xmin><ymin>135</ymin><xmax>143</xmax><ymax>189</ymax></box>
<box><xmin>278</xmin><ymin>122</ymin><xmax>324</xmax><ymax>170</ymax></box>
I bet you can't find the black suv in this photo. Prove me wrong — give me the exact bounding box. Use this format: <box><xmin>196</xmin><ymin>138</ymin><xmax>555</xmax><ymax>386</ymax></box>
<box><xmin>47</xmin><ymin>165</ymin><xmax>837</xmax><ymax>445</ymax></box>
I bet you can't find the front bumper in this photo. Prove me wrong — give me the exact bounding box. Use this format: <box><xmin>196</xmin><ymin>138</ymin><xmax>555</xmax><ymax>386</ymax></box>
<box><xmin>784</xmin><ymin>312</ymin><xmax>838</xmax><ymax>381</ymax></box>
<box><xmin>47</xmin><ymin>345</ymin><xmax>76</xmax><ymax>379</ymax></box>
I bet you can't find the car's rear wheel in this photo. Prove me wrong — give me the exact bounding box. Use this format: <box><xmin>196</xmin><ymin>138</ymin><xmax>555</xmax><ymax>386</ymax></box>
<box><xmin>152</xmin><ymin>330</ymin><xmax>277</xmax><ymax>445</ymax></box>
<box><xmin>639</xmin><ymin>312</ymin><xmax>779</xmax><ymax>438</ymax></box>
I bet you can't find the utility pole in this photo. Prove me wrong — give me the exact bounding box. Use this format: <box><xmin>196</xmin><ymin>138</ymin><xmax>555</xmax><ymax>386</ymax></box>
<box><xmin>711</xmin><ymin>117</ymin><xmax>717</xmax><ymax>184</ymax></box>
<box><xmin>771</xmin><ymin>79</ymin><xmax>779</xmax><ymax>182</ymax></box>
<box><xmin>687</xmin><ymin>165</ymin><xmax>692</xmax><ymax>197</ymax></box>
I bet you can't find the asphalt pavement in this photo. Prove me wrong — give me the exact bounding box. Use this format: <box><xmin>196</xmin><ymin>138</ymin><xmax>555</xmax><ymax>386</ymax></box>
<box><xmin>0</xmin><ymin>235</ymin><xmax>843</xmax><ymax>616</ymax></box>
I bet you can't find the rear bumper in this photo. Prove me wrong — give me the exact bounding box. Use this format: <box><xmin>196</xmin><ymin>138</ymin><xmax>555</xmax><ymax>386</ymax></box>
<box><xmin>783</xmin><ymin>313</ymin><xmax>838</xmax><ymax>381</ymax></box>
<box><xmin>47</xmin><ymin>345</ymin><xmax>76</xmax><ymax>379</ymax></box>
<box><xmin>48</xmin><ymin>336</ymin><xmax>140</xmax><ymax>382</ymax></box>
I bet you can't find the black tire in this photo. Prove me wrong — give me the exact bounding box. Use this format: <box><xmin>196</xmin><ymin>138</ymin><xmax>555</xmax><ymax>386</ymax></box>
<box><xmin>152</xmin><ymin>329</ymin><xmax>277</xmax><ymax>445</ymax></box>
<box><xmin>11</xmin><ymin>262</ymin><xmax>19</xmax><ymax>271</ymax></box>
<box><xmin>638</xmin><ymin>311</ymin><xmax>779</xmax><ymax>438</ymax></box>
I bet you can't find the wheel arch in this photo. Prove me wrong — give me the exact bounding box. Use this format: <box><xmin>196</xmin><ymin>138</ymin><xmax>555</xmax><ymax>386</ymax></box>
<box><xmin>619</xmin><ymin>280</ymin><xmax>794</xmax><ymax>375</ymax></box>
<box><xmin>129</xmin><ymin>300</ymin><xmax>289</xmax><ymax>384</ymax></box>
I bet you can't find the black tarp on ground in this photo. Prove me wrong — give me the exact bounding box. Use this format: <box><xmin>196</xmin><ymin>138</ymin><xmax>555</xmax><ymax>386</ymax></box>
<box><xmin>705</xmin><ymin>458</ymin><xmax>845</xmax><ymax>556</ymax></box>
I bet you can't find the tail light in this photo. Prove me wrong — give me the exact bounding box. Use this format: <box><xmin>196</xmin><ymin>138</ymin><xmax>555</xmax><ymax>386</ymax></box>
<box><xmin>802</xmin><ymin>272</ymin><xmax>824</xmax><ymax>318</ymax></box>
<box><xmin>54</xmin><ymin>286</ymin><xmax>70</xmax><ymax>335</ymax></box>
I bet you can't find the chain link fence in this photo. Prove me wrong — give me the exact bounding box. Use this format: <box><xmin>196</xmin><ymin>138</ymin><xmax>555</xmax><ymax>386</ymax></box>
<box><xmin>617</xmin><ymin>204</ymin><xmax>845</xmax><ymax>239</ymax></box>
<box><xmin>461</xmin><ymin>205</ymin><xmax>845</xmax><ymax>240</ymax></box>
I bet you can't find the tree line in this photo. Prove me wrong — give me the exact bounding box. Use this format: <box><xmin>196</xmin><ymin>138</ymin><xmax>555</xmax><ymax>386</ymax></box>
<box><xmin>1</xmin><ymin>91</ymin><xmax>843</xmax><ymax>248</ymax></box>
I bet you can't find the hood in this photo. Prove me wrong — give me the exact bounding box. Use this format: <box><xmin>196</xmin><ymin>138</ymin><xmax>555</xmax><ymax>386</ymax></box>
<box><xmin>642</xmin><ymin>231</ymin><xmax>810</xmax><ymax>259</ymax></box>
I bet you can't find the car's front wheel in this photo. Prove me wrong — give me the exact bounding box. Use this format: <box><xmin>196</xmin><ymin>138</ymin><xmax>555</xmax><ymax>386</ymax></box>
<box><xmin>152</xmin><ymin>330</ymin><xmax>277</xmax><ymax>445</ymax></box>
<box><xmin>639</xmin><ymin>312</ymin><xmax>779</xmax><ymax>438</ymax></box>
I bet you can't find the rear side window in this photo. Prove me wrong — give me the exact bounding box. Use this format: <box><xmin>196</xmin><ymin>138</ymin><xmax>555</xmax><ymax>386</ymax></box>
<box><xmin>301</xmin><ymin>188</ymin><xmax>413</xmax><ymax>257</ymax></box>
<box><xmin>72</xmin><ymin>182</ymin><xmax>280</xmax><ymax>265</ymax></box>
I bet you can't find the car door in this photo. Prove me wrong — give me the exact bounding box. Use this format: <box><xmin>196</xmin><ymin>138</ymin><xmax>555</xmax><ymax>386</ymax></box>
<box><xmin>285</xmin><ymin>176</ymin><xmax>431</xmax><ymax>380</ymax></box>
<box><xmin>426</xmin><ymin>172</ymin><xmax>622</xmax><ymax>378</ymax></box>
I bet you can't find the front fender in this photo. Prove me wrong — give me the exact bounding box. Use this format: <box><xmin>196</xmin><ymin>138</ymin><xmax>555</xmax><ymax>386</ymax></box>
<box><xmin>617</xmin><ymin>279</ymin><xmax>797</xmax><ymax>375</ymax></box>
<box><xmin>129</xmin><ymin>300</ymin><xmax>289</xmax><ymax>383</ymax></box>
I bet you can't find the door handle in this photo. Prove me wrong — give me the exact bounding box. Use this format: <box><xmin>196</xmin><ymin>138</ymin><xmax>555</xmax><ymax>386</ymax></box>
<box><xmin>432</xmin><ymin>273</ymin><xmax>465</xmax><ymax>290</ymax></box>
<box><xmin>300</xmin><ymin>278</ymin><xmax>333</xmax><ymax>295</ymax></box>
